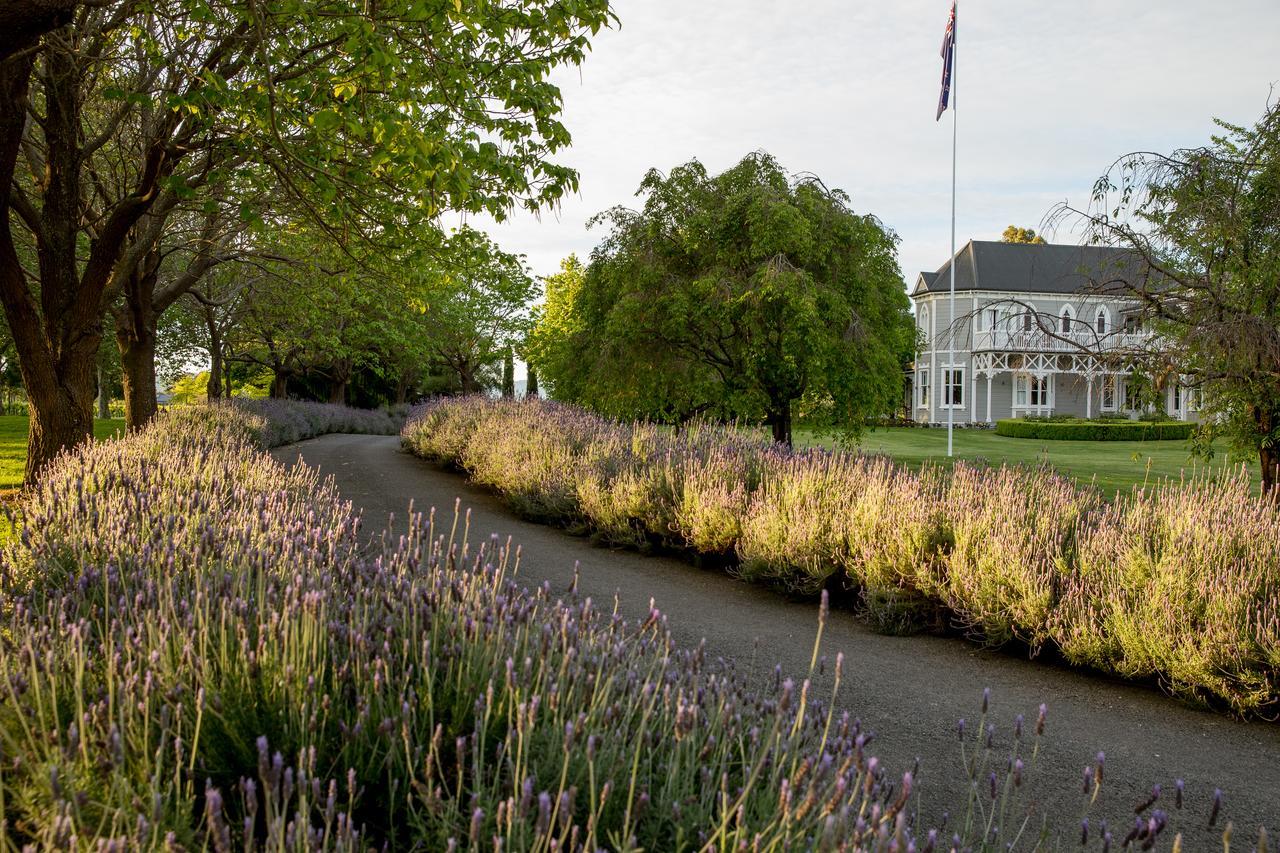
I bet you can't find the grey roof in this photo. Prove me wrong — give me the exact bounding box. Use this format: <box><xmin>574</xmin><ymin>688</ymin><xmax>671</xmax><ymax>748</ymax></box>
<box><xmin>913</xmin><ymin>241</ymin><xmax>1149</xmax><ymax>297</ymax></box>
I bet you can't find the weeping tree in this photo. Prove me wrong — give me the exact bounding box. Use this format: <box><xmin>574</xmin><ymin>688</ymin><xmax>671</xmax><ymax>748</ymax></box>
<box><xmin>531</xmin><ymin>152</ymin><xmax>915</xmax><ymax>446</ymax></box>
<box><xmin>1051</xmin><ymin>99</ymin><xmax>1280</xmax><ymax>494</ymax></box>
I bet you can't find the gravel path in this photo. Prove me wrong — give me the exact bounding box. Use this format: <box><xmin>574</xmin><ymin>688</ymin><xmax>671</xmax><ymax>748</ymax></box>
<box><xmin>274</xmin><ymin>433</ymin><xmax>1280</xmax><ymax>846</ymax></box>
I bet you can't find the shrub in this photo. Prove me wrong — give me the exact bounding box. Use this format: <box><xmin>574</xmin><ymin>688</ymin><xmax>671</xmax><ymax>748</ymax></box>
<box><xmin>404</xmin><ymin>397</ymin><xmax>1280</xmax><ymax>715</ymax></box>
<box><xmin>994</xmin><ymin>419</ymin><xmax>1195</xmax><ymax>441</ymax></box>
<box><xmin>228</xmin><ymin>397</ymin><xmax>406</xmax><ymax>446</ymax></box>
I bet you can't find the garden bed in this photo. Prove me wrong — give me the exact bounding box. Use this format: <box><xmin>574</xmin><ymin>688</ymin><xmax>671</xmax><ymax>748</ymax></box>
<box><xmin>403</xmin><ymin>396</ymin><xmax>1280</xmax><ymax>717</ymax></box>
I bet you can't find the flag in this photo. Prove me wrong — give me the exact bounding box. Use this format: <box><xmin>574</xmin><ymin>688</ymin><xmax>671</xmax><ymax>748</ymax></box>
<box><xmin>936</xmin><ymin>2</ymin><xmax>956</xmax><ymax>121</ymax></box>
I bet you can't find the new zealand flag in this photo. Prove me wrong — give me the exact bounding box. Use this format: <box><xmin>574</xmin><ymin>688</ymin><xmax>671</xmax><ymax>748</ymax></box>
<box><xmin>937</xmin><ymin>2</ymin><xmax>956</xmax><ymax>121</ymax></box>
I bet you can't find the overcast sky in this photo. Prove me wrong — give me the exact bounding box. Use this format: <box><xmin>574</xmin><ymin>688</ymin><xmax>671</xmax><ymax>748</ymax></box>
<box><xmin>459</xmin><ymin>0</ymin><xmax>1279</xmax><ymax>291</ymax></box>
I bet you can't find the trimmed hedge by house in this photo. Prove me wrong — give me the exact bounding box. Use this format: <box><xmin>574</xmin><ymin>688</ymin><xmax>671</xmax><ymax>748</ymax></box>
<box><xmin>995</xmin><ymin>418</ymin><xmax>1195</xmax><ymax>441</ymax></box>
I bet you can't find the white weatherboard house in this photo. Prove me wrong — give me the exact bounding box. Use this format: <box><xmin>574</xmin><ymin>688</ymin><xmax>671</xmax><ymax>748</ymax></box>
<box><xmin>910</xmin><ymin>240</ymin><xmax>1199</xmax><ymax>426</ymax></box>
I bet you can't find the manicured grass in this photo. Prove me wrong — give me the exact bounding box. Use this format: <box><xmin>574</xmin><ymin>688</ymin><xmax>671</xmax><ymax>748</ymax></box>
<box><xmin>797</xmin><ymin>425</ymin><xmax>1259</xmax><ymax>496</ymax></box>
<box><xmin>0</xmin><ymin>414</ymin><xmax>126</xmax><ymax>491</ymax></box>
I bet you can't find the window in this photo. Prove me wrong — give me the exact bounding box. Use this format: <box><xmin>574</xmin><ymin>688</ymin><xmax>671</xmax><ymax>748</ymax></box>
<box><xmin>983</xmin><ymin>306</ymin><xmax>1001</xmax><ymax>331</ymax></box>
<box><xmin>919</xmin><ymin>305</ymin><xmax>930</xmax><ymax>343</ymax></box>
<box><xmin>1124</xmin><ymin>380</ymin><xmax>1143</xmax><ymax>412</ymax></box>
<box><xmin>1022</xmin><ymin>311</ymin><xmax>1035</xmax><ymax>332</ymax></box>
<box><xmin>1095</xmin><ymin>307</ymin><xmax>1109</xmax><ymax>335</ymax></box>
<box><xmin>1170</xmin><ymin>384</ymin><xmax>1183</xmax><ymax>413</ymax></box>
<box><xmin>1059</xmin><ymin>305</ymin><xmax>1075</xmax><ymax>334</ymax></box>
<box><xmin>1030</xmin><ymin>375</ymin><xmax>1049</xmax><ymax>407</ymax></box>
<box><xmin>1122</xmin><ymin>313</ymin><xmax>1141</xmax><ymax>334</ymax></box>
<box><xmin>1101</xmin><ymin>375</ymin><xmax>1117</xmax><ymax>410</ymax></box>
<box><xmin>917</xmin><ymin>369</ymin><xmax>930</xmax><ymax>408</ymax></box>
<box><xmin>942</xmin><ymin>366</ymin><xmax>964</xmax><ymax>408</ymax></box>
<box><xmin>1016</xmin><ymin>374</ymin><xmax>1050</xmax><ymax>408</ymax></box>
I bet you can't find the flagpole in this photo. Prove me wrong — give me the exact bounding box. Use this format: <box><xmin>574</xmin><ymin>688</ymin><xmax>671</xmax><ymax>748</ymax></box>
<box><xmin>947</xmin><ymin>1</ymin><xmax>956</xmax><ymax>458</ymax></box>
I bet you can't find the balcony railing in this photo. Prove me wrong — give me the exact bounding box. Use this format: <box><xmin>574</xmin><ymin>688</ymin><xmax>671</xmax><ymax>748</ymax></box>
<box><xmin>972</xmin><ymin>328</ymin><xmax>1152</xmax><ymax>354</ymax></box>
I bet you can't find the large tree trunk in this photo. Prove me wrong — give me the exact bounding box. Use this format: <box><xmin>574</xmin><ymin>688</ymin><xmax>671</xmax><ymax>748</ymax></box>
<box><xmin>114</xmin><ymin>252</ymin><xmax>161</xmax><ymax>430</ymax></box>
<box><xmin>767</xmin><ymin>400</ymin><xmax>793</xmax><ymax>447</ymax></box>
<box><xmin>117</xmin><ymin>327</ymin><xmax>158</xmax><ymax>429</ymax></box>
<box><xmin>2</xmin><ymin>37</ymin><xmax>170</xmax><ymax>484</ymax></box>
<box><xmin>327</xmin><ymin>360</ymin><xmax>350</xmax><ymax>405</ymax></box>
<box><xmin>24</xmin><ymin>358</ymin><xmax>95</xmax><ymax>482</ymax></box>
<box><xmin>205</xmin><ymin>308</ymin><xmax>223</xmax><ymax>401</ymax></box>
<box><xmin>270</xmin><ymin>369</ymin><xmax>289</xmax><ymax>399</ymax></box>
<box><xmin>0</xmin><ymin>48</ymin><xmax>99</xmax><ymax>483</ymax></box>
<box><xmin>458</xmin><ymin>366</ymin><xmax>482</xmax><ymax>395</ymax></box>
<box><xmin>206</xmin><ymin>344</ymin><xmax>223</xmax><ymax>401</ymax></box>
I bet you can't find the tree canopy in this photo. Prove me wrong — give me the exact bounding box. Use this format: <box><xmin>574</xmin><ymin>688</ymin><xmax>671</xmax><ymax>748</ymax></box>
<box><xmin>1001</xmin><ymin>225</ymin><xmax>1046</xmax><ymax>244</ymax></box>
<box><xmin>531</xmin><ymin>152</ymin><xmax>915</xmax><ymax>445</ymax></box>
<box><xmin>0</xmin><ymin>0</ymin><xmax>613</xmax><ymax>482</ymax></box>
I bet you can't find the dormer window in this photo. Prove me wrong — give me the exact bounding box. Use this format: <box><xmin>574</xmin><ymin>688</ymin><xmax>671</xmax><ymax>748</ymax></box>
<box><xmin>1059</xmin><ymin>305</ymin><xmax>1075</xmax><ymax>334</ymax></box>
<box><xmin>1095</xmin><ymin>307</ymin><xmax>1109</xmax><ymax>335</ymax></box>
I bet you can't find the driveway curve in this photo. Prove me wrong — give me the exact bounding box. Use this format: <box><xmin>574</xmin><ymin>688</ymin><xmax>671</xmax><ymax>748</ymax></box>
<box><xmin>273</xmin><ymin>433</ymin><xmax>1279</xmax><ymax>846</ymax></box>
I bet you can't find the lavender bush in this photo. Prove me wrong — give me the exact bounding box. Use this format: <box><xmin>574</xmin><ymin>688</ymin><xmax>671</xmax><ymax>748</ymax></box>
<box><xmin>403</xmin><ymin>396</ymin><xmax>1280</xmax><ymax>716</ymax></box>
<box><xmin>0</xmin><ymin>400</ymin><xmax>1256</xmax><ymax>848</ymax></box>
<box><xmin>227</xmin><ymin>398</ymin><xmax>407</xmax><ymax>447</ymax></box>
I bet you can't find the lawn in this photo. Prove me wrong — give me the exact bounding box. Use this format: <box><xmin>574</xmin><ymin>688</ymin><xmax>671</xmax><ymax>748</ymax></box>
<box><xmin>796</xmin><ymin>425</ymin><xmax>1260</xmax><ymax>496</ymax></box>
<box><xmin>0</xmin><ymin>414</ymin><xmax>126</xmax><ymax>491</ymax></box>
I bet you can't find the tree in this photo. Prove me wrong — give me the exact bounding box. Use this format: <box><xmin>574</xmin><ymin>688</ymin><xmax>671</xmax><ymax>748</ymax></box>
<box><xmin>526</xmin><ymin>254</ymin><xmax>588</xmax><ymax>399</ymax></box>
<box><xmin>501</xmin><ymin>347</ymin><xmax>515</xmax><ymax>397</ymax></box>
<box><xmin>1002</xmin><ymin>225</ymin><xmax>1046</xmax><ymax>244</ymax></box>
<box><xmin>2</xmin><ymin>0</ymin><xmax>613</xmax><ymax>484</ymax></box>
<box><xmin>533</xmin><ymin>152</ymin><xmax>915</xmax><ymax>446</ymax></box>
<box><xmin>418</xmin><ymin>228</ymin><xmax>538</xmax><ymax>395</ymax></box>
<box><xmin>1050</xmin><ymin>100</ymin><xmax>1280</xmax><ymax>493</ymax></box>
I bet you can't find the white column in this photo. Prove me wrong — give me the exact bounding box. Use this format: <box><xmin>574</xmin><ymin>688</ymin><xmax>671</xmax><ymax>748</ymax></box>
<box><xmin>970</xmin><ymin>370</ymin><xmax>977</xmax><ymax>425</ymax></box>
<box><xmin>1086</xmin><ymin>377</ymin><xmax>1093</xmax><ymax>419</ymax></box>
<box><xmin>986</xmin><ymin>374</ymin><xmax>993</xmax><ymax>424</ymax></box>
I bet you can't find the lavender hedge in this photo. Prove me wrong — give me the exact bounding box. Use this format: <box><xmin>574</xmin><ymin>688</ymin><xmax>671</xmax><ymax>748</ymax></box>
<box><xmin>403</xmin><ymin>396</ymin><xmax>1280</xmax><ymax>716</ymax></box>
<box><xmin>0</xmin><ymin>401</ymin><xmax>1242</xmax><ymax>848</ymax></box>
<box><xmin>227</xmin><ymin>398</ymin><xmax>407</xmax><ymax>447</ymax></box>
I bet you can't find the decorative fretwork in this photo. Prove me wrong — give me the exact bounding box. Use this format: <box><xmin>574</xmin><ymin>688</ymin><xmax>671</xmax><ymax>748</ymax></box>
<box><xmin>972</xmin><ymin>350</ymin><xmax>1139</xmax><ymax>380</ymax></box>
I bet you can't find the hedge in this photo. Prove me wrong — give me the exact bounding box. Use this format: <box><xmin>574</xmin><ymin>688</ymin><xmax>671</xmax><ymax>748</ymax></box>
<box><xmin>994</xmin><ymin>418</ymin><xmax>1195</xmax><ymax>441</ymax></box>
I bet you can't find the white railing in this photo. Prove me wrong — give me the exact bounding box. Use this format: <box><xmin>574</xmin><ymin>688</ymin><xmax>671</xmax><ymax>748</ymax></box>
<box><xmin>972</xmin><ymin>329</ymin><xmax>1152</xmax><ymax>354</ymax></box>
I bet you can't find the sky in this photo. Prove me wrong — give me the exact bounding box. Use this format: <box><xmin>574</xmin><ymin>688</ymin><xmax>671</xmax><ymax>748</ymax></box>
<box><xmin>457</xmin><ymin>0</ymin><xmax>1280</xmax><ymax>294</ymax></box>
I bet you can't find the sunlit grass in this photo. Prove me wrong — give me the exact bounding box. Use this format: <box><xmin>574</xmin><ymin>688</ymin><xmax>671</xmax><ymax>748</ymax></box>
<box><xmin>796</xmin><ymin>425</ymin><xmax>1259</xmax><ymax>498</ymax></box>
<box><xmin>0</xmin><ymin>413</ymin><xmax>126</xmax><ymax>492</ymax></box>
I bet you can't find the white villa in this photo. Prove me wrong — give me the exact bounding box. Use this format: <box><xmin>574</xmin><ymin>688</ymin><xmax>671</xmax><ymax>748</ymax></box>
<box><xmin>910</xmin><ymin>240</ymin><xmax>1198</xmax><ymax>425</ymax></box>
